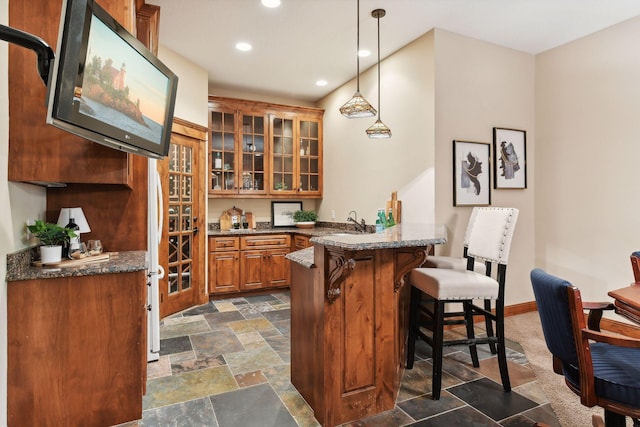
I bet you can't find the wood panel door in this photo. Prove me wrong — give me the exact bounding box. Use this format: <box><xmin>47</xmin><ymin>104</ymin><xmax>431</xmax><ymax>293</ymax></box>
<box><xmin>209</xmin><ymin>251</ymin><xmax>240</xmax><ymax>294</ymax></box>
<box><xmin>240</xmin><ymin>250</ymin><xmax>266</xmax><ymax>290</ymax></box>
<box><xmin>267</xmin><ymin>249</ymin><xmax>291</xmax><ymax>287</ymax></box>
<box><xmin>158</xmin><ymin>120</ymin><xmax>207</xmax><ymax>317</ymax></box>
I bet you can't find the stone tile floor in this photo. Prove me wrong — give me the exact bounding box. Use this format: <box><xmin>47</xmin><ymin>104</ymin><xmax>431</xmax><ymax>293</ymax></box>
<box><xmin>122</xmin><ymin>292</ymin><xmax>560</xmax><ymax>427</ymax></box>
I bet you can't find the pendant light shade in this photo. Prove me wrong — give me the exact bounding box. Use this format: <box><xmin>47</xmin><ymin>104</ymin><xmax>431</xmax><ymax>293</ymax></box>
<box><xmin>366</xmin><ymin>8</ymin><xmax>391</xmax><ymax>139</ymax></box>
<box><xmin>339</xmin><ymin>0</ymin><xmax>376</xmax><ymax>118</ymax></box>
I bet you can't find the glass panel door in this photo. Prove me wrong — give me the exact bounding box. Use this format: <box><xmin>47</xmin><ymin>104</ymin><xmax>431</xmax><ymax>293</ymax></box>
<box><xmin>272</xmin><ymin>116</ymin><xmax>294</xmax><ymax>192</ymax></box>
<box><xmin>299</xmin><ymin>119</ymin><xmax>320</xmax><ymax>193</ymax></box>
<box><xmin>241</xmin><ymin>114</ymin><xmax>266</xmax><ymax>193</ymax></box>
<box><xmin>210</xmin><ymin>110</ymin><xmax>236</xmax><ymax>193</ymax></box>
<box><xmin>166</xmin><ymin>143</ymin><xmax>194</xmax><ymax>304</ymax></box>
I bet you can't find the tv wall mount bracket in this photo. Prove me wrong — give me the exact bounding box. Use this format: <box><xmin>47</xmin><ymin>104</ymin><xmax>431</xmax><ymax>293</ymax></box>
<box><xmin>0</xmin><ymin>24</ymin><xmax>55</xmax><ymax>85</ymax></box>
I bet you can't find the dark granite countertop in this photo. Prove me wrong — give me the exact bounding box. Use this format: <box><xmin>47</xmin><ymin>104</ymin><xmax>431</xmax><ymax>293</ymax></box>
<box><xmin>309</xmin><ymin>223</ymin><xmax>447</xmax><ymax>251</ymax></box>
<box><xmin>285</xmin><ymin>246</ymin><xmax>315</xmax><ymax>268</ymax></box>
<box><xmin>208</xmin><ymin>227</ymin><xmax>359</xmax><ymax>238</ymax></box>
<box><xmin>6</xmin><ymin>250</ymin><xmax>148</xmax><ymax>282</ymax></box>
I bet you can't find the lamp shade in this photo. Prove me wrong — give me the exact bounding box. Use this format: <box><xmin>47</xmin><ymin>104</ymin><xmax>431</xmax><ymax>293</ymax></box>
<box><xmin>57</xmin><ymin>207</ymin><xmax>91</xmax><ymax>233</ymax></box>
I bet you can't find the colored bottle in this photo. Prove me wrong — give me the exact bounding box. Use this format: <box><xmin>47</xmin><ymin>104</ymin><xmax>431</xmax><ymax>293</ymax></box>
<box><xmin>386</xmin><ymin>210</ymin><xmax>395</xmax><ymax>227</ymax></box>
<box><xmin>376</xmin><ymin>209</ymin><xmax>386</xmax><ymax>233</ymax></box>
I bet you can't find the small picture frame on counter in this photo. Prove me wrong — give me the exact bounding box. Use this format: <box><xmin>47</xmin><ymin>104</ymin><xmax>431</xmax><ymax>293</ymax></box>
<box><xmin>271</xmin><ymin>201</ymin><xmax>303</xmax><ymax>227</ymax></box>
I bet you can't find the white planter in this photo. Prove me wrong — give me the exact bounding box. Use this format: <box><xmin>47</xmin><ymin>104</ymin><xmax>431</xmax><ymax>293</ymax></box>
<box><xmin>40</xmin><ymin>245</ymin><xmax>62</xmax><ymax>264</ymax></box>
<box><xmin>295</xmin><ymin>221</ymin><xmax>316</xmax><ymax>229</ymax></box>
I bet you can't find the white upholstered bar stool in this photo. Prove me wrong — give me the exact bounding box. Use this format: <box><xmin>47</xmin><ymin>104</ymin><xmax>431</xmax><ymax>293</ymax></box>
<box><xmin>422</xmin><ymin>207</ymin><xmax>486</xmax><ymax>275</ymax></box>
<box><xmin>406</xmin><ymin>207</ymin><xmax>519</xmax><ymax>400</ymax></box>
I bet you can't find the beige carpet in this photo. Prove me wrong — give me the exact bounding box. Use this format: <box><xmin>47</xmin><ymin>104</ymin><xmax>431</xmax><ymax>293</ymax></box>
<box><xmin>505</xmin><ymin>311</ymin><xmax>633</xmax><ymax>427</ymax></box>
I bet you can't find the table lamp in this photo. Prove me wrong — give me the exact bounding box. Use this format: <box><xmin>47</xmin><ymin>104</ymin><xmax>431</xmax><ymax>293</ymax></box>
<box><xmin>57</xmin><ymin>207</ymin><xmax>91</xmax><ymax>252</ymax></box>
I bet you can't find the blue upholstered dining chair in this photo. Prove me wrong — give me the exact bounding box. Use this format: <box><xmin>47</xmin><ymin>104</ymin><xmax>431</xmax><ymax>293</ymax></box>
<box><xmin>531</xmin><ymin>268</ymin><xmax>640</xmax><ymax>427</ymax></box>
<box><xmin>406</xmin><ymin>207</ymin><xmax>519</xmax><ymax>400</ymax></box>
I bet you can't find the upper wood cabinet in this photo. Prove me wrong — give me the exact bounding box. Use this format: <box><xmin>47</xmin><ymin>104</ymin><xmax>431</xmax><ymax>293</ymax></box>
<box><xmin>208</xmin><ymin>96</ymin><xmax>324</xmax><ymax>198</ymax></box>
<box><xmin>8</xmin><ymin>0</ymin><xmax>137</xmax><ymax>186</ymax></box>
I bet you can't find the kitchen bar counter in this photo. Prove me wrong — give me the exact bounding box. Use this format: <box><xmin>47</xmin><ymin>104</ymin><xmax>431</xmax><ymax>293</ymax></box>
<box><xmin>288</xmin><ymin>224</ymin><xmax>447</xmax><ymax>426</ymax></box>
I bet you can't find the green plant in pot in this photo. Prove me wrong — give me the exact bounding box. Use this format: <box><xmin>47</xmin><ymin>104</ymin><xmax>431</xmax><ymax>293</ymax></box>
<box><xmin>27</xmin><ymin>220</ymin><xmax>77</xmax><ymax>263</ymax></box>
<box><xmin>293</xmin><ymin>209</ymin><xmax>318</xmax><ymax>228</ymax></box>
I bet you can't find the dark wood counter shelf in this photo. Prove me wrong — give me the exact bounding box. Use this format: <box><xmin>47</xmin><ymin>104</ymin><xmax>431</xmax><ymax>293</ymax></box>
<box><xmin>7</xmin><ymin>250</ymin><xmax>148</xmax><ymax>426</ymax></box>
<box><xmin>287</xmin><ymin>224</ymin><xmax>447</xmax><ymax>426</ymax></box>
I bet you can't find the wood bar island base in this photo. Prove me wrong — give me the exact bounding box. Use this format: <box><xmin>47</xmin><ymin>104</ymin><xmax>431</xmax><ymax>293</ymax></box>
<box><xmin>287</xmin><ymin>225</ymin><xmax>447</xmax><ymax>427</ymax></box>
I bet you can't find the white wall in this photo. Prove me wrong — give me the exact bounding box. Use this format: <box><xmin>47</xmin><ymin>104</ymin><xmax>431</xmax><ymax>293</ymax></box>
<box><xmin>433</xmin><ymin>29</ymin><xmax>536</xmax><ymax>306</ymax></box>
<box><xmin>317</xmin><ymin>31</ymin><xmax>436</xmax><ymax>226</ymax></box>
<box><xmin>1</xmin><ymin>0</ymin><xmax>10</xmax><ymax>423</ymax></box>
<box><xmin>535</xmin><ymin>16</ymin><xmax>640</xmax><ymax>305</ymax></box>
<box><xmin>157</xmin><ymin>44</ymin><xmax>209</xmax><ymax>128</ymax></box>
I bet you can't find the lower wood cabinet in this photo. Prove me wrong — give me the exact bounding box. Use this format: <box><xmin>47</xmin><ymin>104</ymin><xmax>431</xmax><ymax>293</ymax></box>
<box><xmin>209</xmin><ymin>234</ymin><xmax>291</xmax><ymax>295</ymax></box>
<box><xmin>209</xmin><ymin>250</ymin><xmax>240</xmax><ymax>293</ymax></box>
<box><xmin>8</xmin><ymin>271</ymin><xmax>147</xmax><ymax>426</ymax></box>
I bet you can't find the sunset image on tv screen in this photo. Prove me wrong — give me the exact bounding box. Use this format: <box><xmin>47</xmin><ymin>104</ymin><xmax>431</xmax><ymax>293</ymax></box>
<box><xmin>79</xmin><ymin>15</ymin><xmax>170</xmax><ymax>145</ymax></box>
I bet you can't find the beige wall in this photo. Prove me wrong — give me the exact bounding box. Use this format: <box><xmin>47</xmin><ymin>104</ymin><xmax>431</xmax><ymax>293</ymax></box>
<box><xmin>433</xmin><ymin>29</ymin><xmax>536</xmax><ymax>306</ymax></box>
<box><xmin>535</xmin><ymin>16</ymin><xmax>640</xmax><ymax>304</ymax></box>
<box><xmin>317</xmin><ymin>31</ymin><xmax>436</xmax><ymax>226</ymax></box>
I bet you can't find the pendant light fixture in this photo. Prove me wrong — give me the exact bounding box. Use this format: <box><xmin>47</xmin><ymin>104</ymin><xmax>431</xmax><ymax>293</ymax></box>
<box><xmin>339</xmin><ymin>0</ymin><xmax>376</xmax><ymax>118</ymax></box>
<box><xmin>366</xmin><ymin>8</ymin><xmax>392</xmax><ymax>139</ymax></box>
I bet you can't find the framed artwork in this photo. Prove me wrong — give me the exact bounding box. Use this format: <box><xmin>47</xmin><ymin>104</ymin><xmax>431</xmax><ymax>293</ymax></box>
<box><xmin>453</xmin><ymin>140</ymin><xmax>491</xmax><ymax>206</ymax></box>
<box><xmin>271</xmin><ymin>201</ymin><xmax>302</xmax><ymax>227</ymax></box>
<box><xmin>493</xmin><ymin>127</ymin><xmax>527</xmax><ymax>189</ymax></box>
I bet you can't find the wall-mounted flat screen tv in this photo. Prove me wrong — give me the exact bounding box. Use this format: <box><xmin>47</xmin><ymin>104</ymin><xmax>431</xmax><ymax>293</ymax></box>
<box><xmin>46</xmin><ymin>0</ymin><xmax>178</xmax><ymax>159</ymax></box>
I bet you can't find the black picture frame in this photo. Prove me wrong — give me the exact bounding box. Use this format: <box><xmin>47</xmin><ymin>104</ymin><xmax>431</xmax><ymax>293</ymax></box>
<box><xmin>453</xmin><ymin>140</ymin><xmax>491</xmax><ymax>206</ymax></box>
<box><xmin>271</xmin><ymin>201</ymin><xmax>303</xmax><ymax>227</ymax></box>
<box><xmin>493</xmin><ymin>127</ymin><xmax>527</xmax><ymax>189</ymax></box>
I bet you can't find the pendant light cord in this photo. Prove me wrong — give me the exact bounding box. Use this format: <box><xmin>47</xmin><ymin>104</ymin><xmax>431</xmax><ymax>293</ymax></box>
<box><xmin>356</xmin><ymin>0</ymin><xmax>361</xmax><ymax>91</ymax></box>
<box><xmin>376</xmin><ymin>10</ymin><xmax>381</xmax><ymax>119</ymax></box>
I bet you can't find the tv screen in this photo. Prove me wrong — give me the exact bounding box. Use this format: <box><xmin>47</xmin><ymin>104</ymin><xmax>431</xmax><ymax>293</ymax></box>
<box><xmin>46</xmin><ymin>0</ymin><xmax>178</xmax><ymax>159</ymax></box>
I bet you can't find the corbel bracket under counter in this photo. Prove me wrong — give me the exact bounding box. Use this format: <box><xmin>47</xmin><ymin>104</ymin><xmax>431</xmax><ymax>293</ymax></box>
<box><xmin>325</xmin><ymin>248</ymin><xmax>356</xmax><ymax>303</ymax></box>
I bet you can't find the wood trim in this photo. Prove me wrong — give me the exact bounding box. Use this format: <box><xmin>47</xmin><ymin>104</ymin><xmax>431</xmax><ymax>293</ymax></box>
<box><xmin>172</xmin><ymin>117</ymin><xmax>208</xmax><ymax>140</ymax></box>
<box><xmin>208</xmin><ymin>95</ymin><xmax>324</xmax><ymax>116</ymax></box>
<box><xmin>505</xmin><ymin>301</ymin><xmax>538</xmax><ymax>317</ymax></box>
<box><xmin>507</xmin><ymin>300</ymin><xmax>640</xmax><ymax>339</ymax></box>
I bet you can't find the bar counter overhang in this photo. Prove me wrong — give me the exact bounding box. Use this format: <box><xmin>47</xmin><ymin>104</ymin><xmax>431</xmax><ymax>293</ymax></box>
<box><xmin>286</xmin><ymin>224</ymin><xmax>448</xmax><ymax>427</ymax></box>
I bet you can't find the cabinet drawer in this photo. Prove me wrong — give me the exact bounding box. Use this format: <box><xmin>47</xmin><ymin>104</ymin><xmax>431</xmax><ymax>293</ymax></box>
<box><xmin>293</xmin><ymin>235</ymin><xmax>311</xmax><ymax>250</ymax></box>
<box><xmin>210</xmin><ymin>236</ymin><xmax>240</xmax><ymax>251</ymax></box>
<box><xmin>241</xmin><ymin>235</ymin><xmax>291</xmax><ymax>250</ymax></box>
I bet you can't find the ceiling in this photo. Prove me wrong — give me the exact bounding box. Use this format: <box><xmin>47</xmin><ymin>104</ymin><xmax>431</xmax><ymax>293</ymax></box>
<box><xmin>147</xmin><ymin>0</ymin><xmax>640</xmax><ymax>103</ymax></box>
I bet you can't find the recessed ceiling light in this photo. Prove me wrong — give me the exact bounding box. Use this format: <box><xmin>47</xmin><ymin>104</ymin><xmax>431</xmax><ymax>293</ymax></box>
<box><xmin>315</xmin><ymin>80</ymin><xmax>327</xmax><ymax>87</ymax></box>
<box><xmin>235</xmin><ymin>42</ymin><xmax>252</xmax><ymax>52</ymax></box>
<box><xmin>261</xmin><ymin>0</ymin><xmax>281</xmax><ymax>8</ymax></box>
<box><xmin>358</xmin><ymin>49</ymin><xmax>371</xmax><ymax>57</ymax></box>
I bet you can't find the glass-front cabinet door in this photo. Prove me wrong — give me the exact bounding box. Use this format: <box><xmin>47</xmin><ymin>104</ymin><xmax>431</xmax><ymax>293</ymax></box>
<box><xmin>209</xmin><ymin>109</ymin><xmax>237</xmax><ymax>194</ymax></box>
<box><xmin>298</xmin><ymin>117</ymin><xmax>322</xmax><ymax>196</ymax></box>
<box><xmin>240</xmin><ymin>113</ymin><xmax>267</xmax><ymax>194</ymax></box>
<box><xmin>271</xmin><ymin>115</ymin><xmax>295</xmax><ymax>194</ymax></box>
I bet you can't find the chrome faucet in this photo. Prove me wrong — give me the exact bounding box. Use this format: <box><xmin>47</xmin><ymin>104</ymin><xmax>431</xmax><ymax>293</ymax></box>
<box><xmin>346</xmin><ymin>211</ymin><xmax>367</xmax><ymax>233</ymax></box>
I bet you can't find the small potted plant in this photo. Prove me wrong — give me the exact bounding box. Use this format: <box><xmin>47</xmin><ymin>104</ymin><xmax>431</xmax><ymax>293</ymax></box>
<box><xmin>293</xmin><ymin>209</ymin><xmax>318</xmax><ymax>229</ymax></box>
<box><xmin>27</xmin><ymin>220</ymin><xmax>77</xmax><ymax>264</ymax></box>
